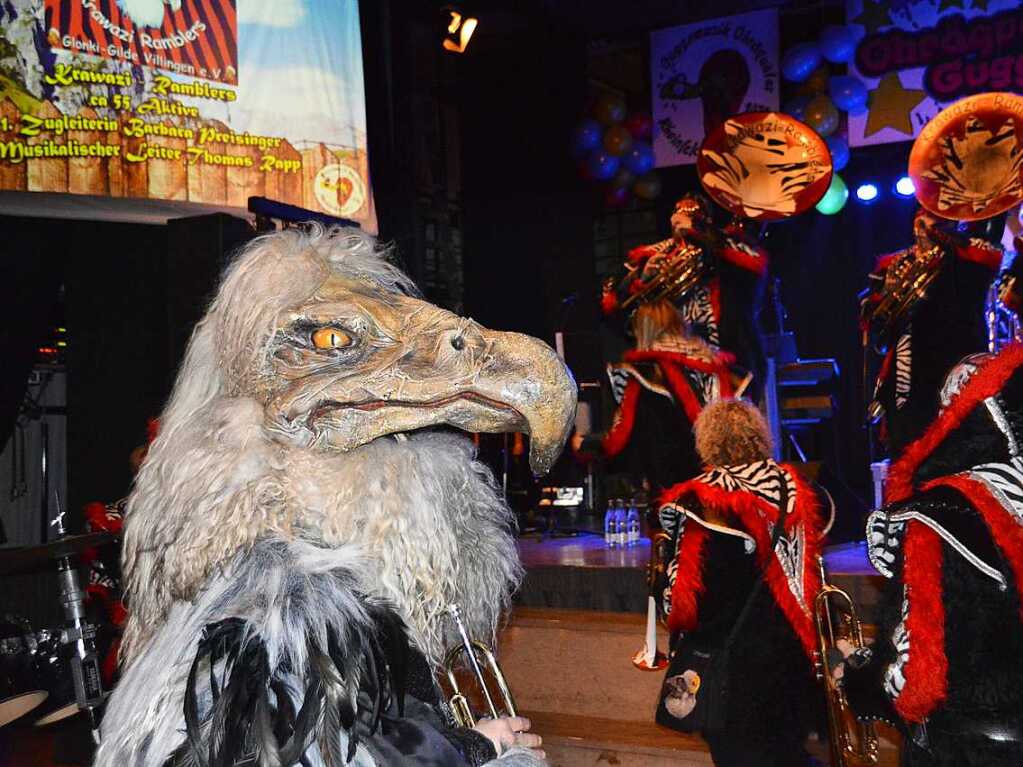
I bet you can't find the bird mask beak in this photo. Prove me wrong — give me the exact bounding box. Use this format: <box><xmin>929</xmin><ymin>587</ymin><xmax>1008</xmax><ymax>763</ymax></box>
<box><xmin>268</xmin><ymin>278</ymin><xmax>577</xmax><ymax>475</ymax></box>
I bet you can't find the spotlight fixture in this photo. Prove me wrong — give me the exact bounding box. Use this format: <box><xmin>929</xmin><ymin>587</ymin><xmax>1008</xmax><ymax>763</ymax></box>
<box><xmin>894</xmin><ymin>175</ymin><xmax>915</xmax><ymax>198</ymax></box>
<box><xmin>442</xmin><ymin>6</ymin><xmax>478</xmax><ymax>53</ymax></box>
<box><xmin>855</xmin><ymin>182</ymin><xmax>879</xmax><ymax>203</ymax></box>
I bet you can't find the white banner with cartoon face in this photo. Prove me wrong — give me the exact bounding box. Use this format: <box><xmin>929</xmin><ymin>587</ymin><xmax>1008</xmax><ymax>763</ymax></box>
<box><xmin>650</xmin><ymin>9</ymin><xmax>780</xmax><ymax>168</ymax></box>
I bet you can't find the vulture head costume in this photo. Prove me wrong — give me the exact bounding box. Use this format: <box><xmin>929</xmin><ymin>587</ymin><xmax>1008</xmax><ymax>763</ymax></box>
<box><xmin>96</xmin><ymin>226</ymin><xmax>576</xmax><ymax>767</ymax></box>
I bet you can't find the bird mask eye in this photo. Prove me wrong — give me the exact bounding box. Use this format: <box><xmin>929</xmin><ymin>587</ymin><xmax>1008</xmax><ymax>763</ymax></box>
<box><xmin>311</xmin><ymin>327</ymin><xmax>354</xmax><ymax>350</ymax></box>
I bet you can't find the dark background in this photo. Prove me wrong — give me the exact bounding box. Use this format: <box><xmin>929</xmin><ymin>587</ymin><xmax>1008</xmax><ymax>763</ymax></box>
<box><xmin>1</xmin><ymin>0</ymin><xmax>938</xmax><ymax>554</ymax></box>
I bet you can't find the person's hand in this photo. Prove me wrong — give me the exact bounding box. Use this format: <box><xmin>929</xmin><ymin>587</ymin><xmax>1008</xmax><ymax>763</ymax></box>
<box><xmin>570</xmin><ymin>432</ymin><xmax>584</xmax><ymax>452</ymax></box>
<box><xmin>835</xmin><ymin>638</ymin><xmax>857</xmax><ymax>658</ymax></box>
<box><xmin>830</xmin><ymin>638</ymin><xmax>857</xmax><ymax>683</ymax></box>
<box><xmin>473</xmin><ymin>716</ymin><xmax>544</xmax><ymax>759</ymax></box>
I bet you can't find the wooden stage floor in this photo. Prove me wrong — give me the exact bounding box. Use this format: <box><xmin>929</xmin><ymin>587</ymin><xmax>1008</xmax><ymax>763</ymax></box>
<box><xmin>518</xmin><ymin>532</ymin><xmax>880</xmax><ymax>575</ymax></box>
<box><xmin>516</xmin><ymin>534</ymin><xmax>885</xmax><ymax>617</ymax></box>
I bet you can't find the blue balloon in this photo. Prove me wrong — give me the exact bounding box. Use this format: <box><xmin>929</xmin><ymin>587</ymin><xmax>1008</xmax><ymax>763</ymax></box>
<box><xmin>783</xmin><ymin>95</ymin><xmax>812</xmax><ymax>121</ymax></box>
<box><xmin>829</xmin><ymin>75</ymin><xmax>868</xmax><ymax>113</ymax></box>
<box><xmin>782</xmin><ymin>43</ymin><xmax>822</xmax><ymax>83</ymax></box>
<box><xmin>573</xmin><ymin>119</ymin><xmax>603</xmax><ymax>155</ymax></box>
<box><xmin>587</xmin><ymin>150</ymin><xmax>620</xmax><ymax>181</ymax></box>
<box><xmin>826</xmin><ymin>135</ymin><xmax>849</xmax><ymax>172</ymax></box>
<box><xmin>623</xmin><ymin>141</ymin><xmax>655</xmax><ymax>176</ymax></box>
<box><xmin>820</xmin><ymin>25</ymin><xmax>856</xmax><ymax>64</ymax></box>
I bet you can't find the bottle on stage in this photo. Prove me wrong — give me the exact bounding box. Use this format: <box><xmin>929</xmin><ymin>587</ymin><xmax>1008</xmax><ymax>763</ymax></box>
<box><xmin>626</xmin><ymin>500</ymin><xmax>640</xmax><ymax>546</ymax></box>
<box><xmin>604</xmin><ymin>500</ymin><xmax>617</xmax><ymax>548</ymax></box>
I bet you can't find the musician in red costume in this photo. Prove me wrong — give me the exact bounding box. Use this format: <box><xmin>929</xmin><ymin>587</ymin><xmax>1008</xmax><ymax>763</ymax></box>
<box><xmin>656</xmin><ymin>399</ymin><xmax>829</xmax><ymax>766</ymax></box>
<box><xmin>604</xmin><ymin>192</ymin><xmax>768</xmax><ymax>388</ymax></box>
<box><xmin>840</xmin><ymin>348</ymin><xmax>1023</xmax><ymax>766</ymax></box>
<box><xmin>573</xmin><ymin>299</ymin><xmax>735</xmax><ymax>494</ymax></box>
<box><xmin>861</xmin><ymin>208</ymin><xmax>1002</xmax><ymax>455</ymax></box>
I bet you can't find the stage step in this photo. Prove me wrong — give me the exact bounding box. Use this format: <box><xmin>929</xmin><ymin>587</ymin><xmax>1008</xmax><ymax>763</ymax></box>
<box><xmin>500</xmin><ymin>607</ymin><xmax>901</xmax><ymax>767</ymax></box>
<box><xmin>521</xmin><ymin>711</ymin><xmax>712</xmax><ymax>767</ymax></box>
<box><xmin>500</xmin><ymin>607</ymin><xmax>668</xmax><ymax>721</ymax></box>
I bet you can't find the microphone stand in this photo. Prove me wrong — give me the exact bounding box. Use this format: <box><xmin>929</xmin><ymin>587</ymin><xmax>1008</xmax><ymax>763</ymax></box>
<box><xmin>50</xmin><ymin>494</ymin><xmax>105</xmax><ymax>745</ymax></box>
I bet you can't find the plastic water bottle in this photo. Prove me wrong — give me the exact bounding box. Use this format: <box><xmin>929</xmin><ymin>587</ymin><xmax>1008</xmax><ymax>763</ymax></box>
<box><xmin>614</xmin><ymin>501</ymin><xmax>627</xmax><ymax>548</ymax></box>
<box><xmin>626</xmin><ymin>500</ymin><xmax>640</xmax><ymax>546</ymax></box>
<box><xmin>604</xmin><ymin>501</ymin><xmax>617</xmax><ymax>548</ymax></box>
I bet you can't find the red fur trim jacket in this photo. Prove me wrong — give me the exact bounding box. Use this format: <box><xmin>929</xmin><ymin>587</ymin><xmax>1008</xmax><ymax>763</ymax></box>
<box><xmin>845</xmin><ymin>474</ymin><xmax>1023</xmax><ymax>739</ymax></box>
<box><xmin>656</xmin><ymin>460</ymin><xmax>826</xmax><ymax>739</ymax></box>
<box><xmin>576</xmin><ymin>351</ymin><xmax>733</xmax><ymax>494</ymax></box>
<box><xmin>658</xmin><ymin>460</ymin><xmax>825</xmax><ymax>657</ymax></box>
<box><xmin>609</xmin><ymin>228</ymin><xmax>768</xmax><ymax>382</ymax></box>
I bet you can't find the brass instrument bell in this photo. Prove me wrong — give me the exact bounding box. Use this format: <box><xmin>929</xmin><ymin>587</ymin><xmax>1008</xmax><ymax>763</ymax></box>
<box><xmin>442</xmin><ymin>604</ymin><xmax>519</xmax><ymax>729</ymax></box>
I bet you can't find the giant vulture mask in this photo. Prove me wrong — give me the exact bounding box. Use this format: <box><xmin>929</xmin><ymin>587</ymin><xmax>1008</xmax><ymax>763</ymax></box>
<box><xmin>263</xmin><ymin>274</ymin><xmax>575</xmax><ymax>475</ymax></box>
<box><xmin>120</xmin><ymin>226</ymin><xmax>577</xmax><ymax>662</ymax></box>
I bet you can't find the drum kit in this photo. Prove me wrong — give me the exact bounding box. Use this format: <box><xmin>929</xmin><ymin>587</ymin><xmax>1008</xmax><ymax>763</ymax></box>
<box><xmin>0</xmin><ymin>505</ymin><xmax>110</xmax><ymax>742</ymax></box>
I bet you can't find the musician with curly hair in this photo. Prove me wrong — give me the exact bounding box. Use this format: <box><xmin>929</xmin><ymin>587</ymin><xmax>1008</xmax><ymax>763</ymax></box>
<box><xmin>656</xmin><ymin>399</ymin><xmax>829</xmax><ymax>766</ymax></box>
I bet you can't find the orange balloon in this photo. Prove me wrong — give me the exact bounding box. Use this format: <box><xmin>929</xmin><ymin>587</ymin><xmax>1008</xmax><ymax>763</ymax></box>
<box><xmin>603</xmin><ymin>125</ymin><xmax>634</xmax><ymax>156</ymax></box>
<box><xmin>633</xmin><ymin>171</ymin><xmax>662</xmax><ymax>200</ymax></box>
<box><xmin>804</xmin><ymin>94</ymin><xmax>839</xmax><ymax>137</ymax></box>
<box><xmin>802</xmin><ymin>64</ymin><xmax>831</xmax><ymax>94</ymax></box>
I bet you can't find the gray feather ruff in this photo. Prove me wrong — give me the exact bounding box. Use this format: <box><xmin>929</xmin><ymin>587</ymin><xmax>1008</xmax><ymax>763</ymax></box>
<box><xmin>95</xmin><ymin>538</ymin><xmax>379</xmax><ymax>767</ymax></box>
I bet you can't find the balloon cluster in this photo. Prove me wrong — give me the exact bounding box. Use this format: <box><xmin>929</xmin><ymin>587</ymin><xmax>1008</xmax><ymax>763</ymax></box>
<box><xmin>573</xmin><ymin>94</ymin><xmax>661</xmax><ymax>208</ymax></box>
<box><xmin>780</xmin><ymin>25</ymin><xmax>865</xmax><ymax>215</ymax></box>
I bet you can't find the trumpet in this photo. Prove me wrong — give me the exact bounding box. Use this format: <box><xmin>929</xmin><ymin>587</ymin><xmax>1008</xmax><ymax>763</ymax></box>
<box><xmin>814</xmin><ymin>556</ymin><xmax>879</xmax><ymax>767</ymax></box>
<box><xmin>620</xmin><ymin>243</ymin><xmax>706</xmax><ymax>311</ymax></box>
<box><xmin>442</xmin><ymin>604</ymin><xmax>519</xmax><ymax>728</ymax></box>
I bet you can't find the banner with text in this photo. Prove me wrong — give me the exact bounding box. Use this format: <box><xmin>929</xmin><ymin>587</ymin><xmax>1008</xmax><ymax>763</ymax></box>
<box><xmin>0</xmin><ymin>0</ymin><xmax>374</xmax><ymax>228</ymax></box>
<box><xmin>650</xmin><ymin>9</ymin><xmax>779</xmax><ymax>168</ymax></box>
<box><xmin>847</xmin><ymin>0</ymin><xmax>1023</xmax><ymax>148</ymax></box>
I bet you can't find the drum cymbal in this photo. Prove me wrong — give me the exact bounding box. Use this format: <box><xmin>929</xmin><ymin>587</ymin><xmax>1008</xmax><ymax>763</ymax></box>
<box><xmin>697</xmin><ymin>111</ymin><xmax>833</xmax><ymax>221</ymax></box>
<box><xmin>909</xmin><ymin>92</ymin><xmax>1023</xmax><ymax>222</ymax></box>
<box><xmin>0</xmin><ymin>533</ymin><xmax>116</xmax><ymax>576</ymax></box>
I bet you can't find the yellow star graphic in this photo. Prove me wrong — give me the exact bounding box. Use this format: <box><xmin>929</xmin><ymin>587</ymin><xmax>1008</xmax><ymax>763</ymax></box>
<box><xmin>853</xmin><ymin>0</ymin><xmax>892</xmax><ymax>34</ymax></box>
<box><xmin>865</xmin><ymin>72</ymin><xmax>928</xmax><ymax>137</ymax></box>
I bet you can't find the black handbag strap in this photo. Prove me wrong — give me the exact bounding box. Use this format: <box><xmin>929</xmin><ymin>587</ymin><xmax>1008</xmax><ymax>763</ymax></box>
<box><xmin>721</xmin><ymin>466</ymin><xmax>789</xmax><ymax>652</ymax></box>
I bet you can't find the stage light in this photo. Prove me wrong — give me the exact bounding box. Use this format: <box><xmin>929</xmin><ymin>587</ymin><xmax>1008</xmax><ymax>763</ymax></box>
<box><xmin>855</xmin><ymin>182</ymin><xmax>879</xmax><ymax>203</ymax></box>
<box><xmin>894</xmin><ymin>175</ymin><xmax>915</xmax><ymax>197</ymax></box>
<box><xmin>442</xmin><ymin>6</ymin><xmax>478</xmax><ymax>53</ymax></box>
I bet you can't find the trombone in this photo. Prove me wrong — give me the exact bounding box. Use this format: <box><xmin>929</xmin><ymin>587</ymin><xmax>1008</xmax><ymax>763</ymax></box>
<box><xmin>442</xmin><ymin>604</ymin><xmax>519</xmax><ymax>728</ymax></box>
<box><xmin>814</xmin><ymin>556</ymin><xmax>879</xmax><ymax>766</ymax></box>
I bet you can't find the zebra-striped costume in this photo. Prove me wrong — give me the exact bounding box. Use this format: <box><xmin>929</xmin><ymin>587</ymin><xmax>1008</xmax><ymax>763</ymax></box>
<box><xmin>845</xmin><ymin>347</ymin><xmax>1023</xmax><ymax>763</ymax></box>
<box><xmin>603</xmin><ymin>228</ymin><xmax>768</xmax><ymax>386</ymax></box>
<box><xmin>862</xmin><ymin>237</ymin><xmax>1002</xmax><ymax>453</ymax></box>
<box><xmin>657</xmin><ymin>459</ymin><xmax>826</xmax><ymax>659</ymax></box>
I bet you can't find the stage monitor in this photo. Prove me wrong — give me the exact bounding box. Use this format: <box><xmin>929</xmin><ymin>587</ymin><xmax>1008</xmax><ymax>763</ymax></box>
<box><xmin>0</xmin><ymin>0</ymin><xmax>375</xmax><ymax>230</ymax></box>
